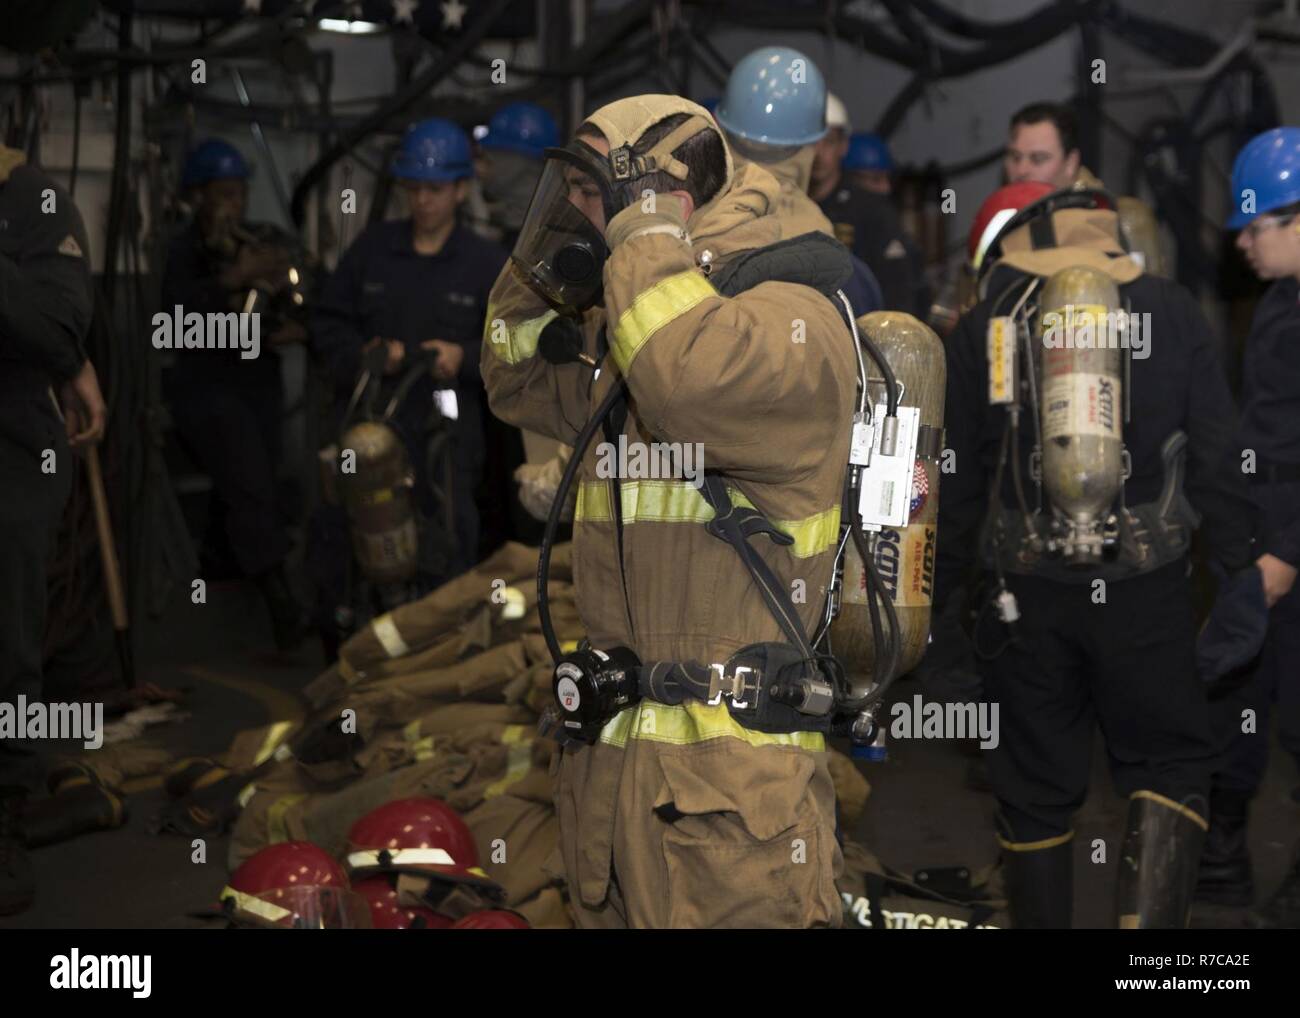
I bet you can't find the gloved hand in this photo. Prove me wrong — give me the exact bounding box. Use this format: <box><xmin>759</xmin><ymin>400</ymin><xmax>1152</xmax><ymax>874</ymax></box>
<box><xmin>515</xmin><ymin>446</ymin><xmax>575</xmax><ymax>523</ymax></box>
<box><xmin>605</xmin><ymin>192</ymin><xmax>689</xmax><ymax>250</ymax></box>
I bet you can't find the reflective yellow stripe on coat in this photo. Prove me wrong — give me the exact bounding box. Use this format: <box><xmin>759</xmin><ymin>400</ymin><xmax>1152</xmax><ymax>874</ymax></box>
<box><xmin>600</xmin><ymin>699</ymin><xmax>824</xmax><ymax>751</ymax></box>
<box><xmin>575</xmin><ymin>479</ymin><xmax>839</xmax><ymax>559</ymax></box>
<box><xmin>487</xmin><ymin>308</ymin><xmax>558</xmax><ymax>366</ymax></box>
<box><xmin>610</xmin><ymin>270</ymin><xmax>716</xmax><ymax>374</ymax></box>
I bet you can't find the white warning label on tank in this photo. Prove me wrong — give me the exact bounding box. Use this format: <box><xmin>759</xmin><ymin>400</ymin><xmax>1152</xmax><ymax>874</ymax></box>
<box><xmin>1041</xmin><ymin>372</ymin><xmax>1120</xmax><ymax>440</ymax></box>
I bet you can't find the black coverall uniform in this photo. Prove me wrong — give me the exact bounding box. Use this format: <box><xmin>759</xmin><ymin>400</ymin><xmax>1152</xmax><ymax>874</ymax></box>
<box><xmin>1213</xmin><ymin>276</ymin><xmax>1300</xmax><ymax>793</ymax></box>
<box><xmin>0</xmin><ymin>163</ymin><xmax>94</xmax><ymax>783</ymax></box>
<box><xmin>309</xmin><ymin>219</ymin><xmax>505</xmax><ymax>635</ymax></box>
<box><xmin>937</xmin><ymin>264</ymin><xmax>1258</xmax><ymax>846</ymax></box>
<box><xmin>160</xmin><ymin>221</ymin><xmax>290</xmax><ymax>579</ymax></box>
<box><xmin>818</xmin><ymin>182</ymin><xmax>929</xmax><ymax>317</ymax></box>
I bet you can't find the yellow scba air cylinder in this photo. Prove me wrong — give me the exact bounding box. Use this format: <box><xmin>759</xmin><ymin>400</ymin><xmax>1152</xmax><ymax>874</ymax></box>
<box><xmin>337</xmin><ymin>421</ymin><xmax>419</xmax><ymax>585</ymax></box>
<box><xmin>831</xmin><ymin>311</ymin><xmax>946</xmax><ymax>679</ymax></box>
<box><xmin>1037</xmin><ymin>265</ymin><xmax>1124</xmax><ymax>565</ymax></box>
<box><xmin>1115</xmin><ymin>197</ymin><xmax>1168</xmax><ymax>278</ymax></box>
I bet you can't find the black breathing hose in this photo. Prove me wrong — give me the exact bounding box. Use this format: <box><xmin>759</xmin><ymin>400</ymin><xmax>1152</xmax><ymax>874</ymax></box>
<box><xmin>846</xmin><ymin>476</ymin><xmax>905</xmax><ymax>710</ymax></box>
<box><xmin>857</xmin><ymin>326</ymin><xmax>900</xmax><ymax>420</ymax></box>
<box><xmin>537</xmin><ymin>375</ymin><xmax>627</xmax><ymax>666</ymax></box>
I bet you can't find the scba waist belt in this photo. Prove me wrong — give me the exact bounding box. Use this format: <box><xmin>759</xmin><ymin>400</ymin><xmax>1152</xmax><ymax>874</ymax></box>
<box><xmin>545</xmin><ymin>640</ymin><xmax>839</xmax><ymax>744</ymax></box>
<box><xmin>638</xmin><ymin>642</ymin><xmax>837</xmax><ymax>736</ymax></box>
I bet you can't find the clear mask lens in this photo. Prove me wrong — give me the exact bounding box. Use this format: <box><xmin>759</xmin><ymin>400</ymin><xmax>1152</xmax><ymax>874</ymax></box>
<box><xmin>510</xmin><ymin>145</ymin><xmax>614</xmax><ymax>314</ymax></box>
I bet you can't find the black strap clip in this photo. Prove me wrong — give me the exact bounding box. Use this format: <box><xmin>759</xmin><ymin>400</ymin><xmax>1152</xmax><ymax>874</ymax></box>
<box><xmin>703</xmin><ymin>484</ymin><xmax>794</xmax><ymax>548</ymax></box>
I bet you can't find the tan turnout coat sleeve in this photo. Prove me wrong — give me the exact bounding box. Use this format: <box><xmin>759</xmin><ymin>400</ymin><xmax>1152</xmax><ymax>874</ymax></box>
<box><xmin>480</xmin><ymin>263</ymin><xmax>602</xmax><ymax>448</ymax></box>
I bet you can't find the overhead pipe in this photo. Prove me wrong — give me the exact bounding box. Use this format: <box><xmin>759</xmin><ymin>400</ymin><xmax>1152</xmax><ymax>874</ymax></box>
<box><xmin>289</xmin><ymin>0</ymin><xmax>513</xmax><ymax>228</ymax></box>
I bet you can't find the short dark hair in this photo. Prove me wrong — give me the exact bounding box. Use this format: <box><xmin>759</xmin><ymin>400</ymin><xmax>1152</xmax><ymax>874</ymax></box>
<box><xmin>579</xmin><ymin>113</ymin><xmax>727</xmax><ymax>211</ymax></box>
<box><xmin>1009</xmin><ymin>102</ymin><xmax>1079</xmax><ymax>156</ymax></box>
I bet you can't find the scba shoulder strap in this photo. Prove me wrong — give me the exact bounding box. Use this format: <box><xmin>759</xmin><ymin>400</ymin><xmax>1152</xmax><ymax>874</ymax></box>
<box><xmin>698</xmin><ymin>473</ymin><xmax>808</xmax><ymax>656</ymax></box>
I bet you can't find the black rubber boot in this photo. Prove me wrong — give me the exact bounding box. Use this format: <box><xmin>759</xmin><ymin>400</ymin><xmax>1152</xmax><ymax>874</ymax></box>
<box><xmin>1249</xmin><ymin>840</ymin><xmax>1300</xmax><ymax>929</ymax></box>
<box><xmin>21</xmin><ymin>782</ymin><xmax>128</xmax><ymax>849</ymax></box>
<box><xmin>997</xmin><ymin>817</ymin><xmax>1073</xmax><ymax>928</ymax></box>
<box><xmin>1116</xmin><ymin>791</ymin><xmax>1208</xmax><ymax>929</ymax></box>
<box><xmin>256</xmin><ymin>562</ymin><xmax>307</xmax><ymax>653</ymax></box>
<box><xmin>0</xmin><ymin>785</ymin><xmax>34</xmax><ymax>916</ymax></box>
<box><xmin>1195</xmin><ymin>788</ymin><xmax>1254</xmax><ymax>906</ymax></box>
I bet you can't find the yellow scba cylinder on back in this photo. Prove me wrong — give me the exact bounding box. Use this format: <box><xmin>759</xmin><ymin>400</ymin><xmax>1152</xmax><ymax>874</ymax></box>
<box><xmin>1037</xmin><ymin>265</ymin><xmax>1125</xmax><ymax>565</ymax></box>
<box><xmin>832</xmin><ymin>311</ymin><xmax>945</xmax><ymax>679</ymax></box>
<box><xmin>1115</xmin><ymin>197</ymin><xmax>1168</xmax><ymax>278</ymax></box>
<box><xmin>336</xmin><ymin>421</ymin><xmax>420</xmax><ymax>585</ymax></box>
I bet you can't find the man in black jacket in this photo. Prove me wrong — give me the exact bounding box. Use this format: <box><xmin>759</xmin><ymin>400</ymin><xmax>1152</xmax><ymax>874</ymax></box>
<box><xmin>0</xmin><ymin>146</ymin><xmax>100</xmax><ymax>915</ymax></box>
<box><xmin>309</xmin><ymin>119</ymin><xmax>505</xmax><ymax>658</ymax></box>
<box><xmin>935</xmin><ymin>189</ymin><xmax>1258</xmax><ymax>928</ymax></box>
<box><xmin>1197</xmin><ymin>128</ymin><xmax>1300</xmax><ymax>927</ymax></box>
<box><xmin>160</xmin><ymin>139</ymin><xmax>305</xmax><ymax>654</ymax></box>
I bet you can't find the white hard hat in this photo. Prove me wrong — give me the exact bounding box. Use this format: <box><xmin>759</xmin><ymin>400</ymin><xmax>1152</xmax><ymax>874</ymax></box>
<box><xmin>826</xmin><ymin>93</ymin><xmax>850</xmax><ymax>132</ymax></box>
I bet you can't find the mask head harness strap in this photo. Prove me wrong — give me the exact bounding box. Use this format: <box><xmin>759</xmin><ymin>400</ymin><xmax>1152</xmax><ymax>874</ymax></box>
<box><xmin>583</xmin><ymin>94</ymin><xmax>734</xmax><ymax>202</ymax></box>
<box><xmin>977</xmin><ymin>186</ymin><xmax>1122</xmax><ymax>287</ymax></box>
<box><xmin>1029</xmin><ymin>212</ymin><xmax>1057</xmax><ymax>250</ymax></box>
<box><xmin>606</xmin><ymin>115</ymin><xmax>712</xmax><ymax>183</ymax></box>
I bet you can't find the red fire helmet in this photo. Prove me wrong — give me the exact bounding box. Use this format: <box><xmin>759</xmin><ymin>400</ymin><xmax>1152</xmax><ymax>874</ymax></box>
<box><xmin>968</xmin><ymin>181</ymin><xmax>1055</xmax><ymax>269</ymax></box>
<box><xmin>344</xmin><ymin>797</ymin><xmax>490</xmax><ymax>886</ymax></box>
<box><xmin>220</xmin><ymin>841</ymin><xmax>371</xmax><ymax>929</ymax></box>
<box><xmin>353</xmin><ymin>875</ymin><xmax>455</xmax><ymax>930</ymax></box>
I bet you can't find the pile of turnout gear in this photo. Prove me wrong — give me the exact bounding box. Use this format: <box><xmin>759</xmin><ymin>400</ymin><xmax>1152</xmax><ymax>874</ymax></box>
<box><xmin>45</xmin><ymin>539</ymin><xmax>1001</xmax><ymax>928</ymax></box>
<box><xmin>224</xmin><ymin>541</ymin><xmax>582</xmax><ymax>927</ymax></box>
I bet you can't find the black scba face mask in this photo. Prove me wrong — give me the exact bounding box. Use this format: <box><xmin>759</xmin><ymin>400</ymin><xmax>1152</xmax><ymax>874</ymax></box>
<box><xmin>510</xmin><ymin>140</ymin><xmax>621</xmax><ymax>315</ymax></box>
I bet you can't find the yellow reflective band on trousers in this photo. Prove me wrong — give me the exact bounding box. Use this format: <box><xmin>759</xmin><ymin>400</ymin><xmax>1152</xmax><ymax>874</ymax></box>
<box><xmin>610</xmin><ymin>270</ymin><xmax>716</xmax><ymax>375</ymax></box>
<box><xmin>599</xmin><ymin>699</ymin><xmax>825</xmax><ymax>751</ymax></box>
<box><xmin>267</xmin><ymin>793</ymin><xmax>308</xmax><ymax>844</ymax></box>
<box><xmin>575</xmin><ymin>479</ymin><xmax>840</xmax><ymax>559</ymax></box>
<box><xmin>484</xmin><ymin>743</ymin><xmax>534</xmax><ymax>799</ymax></box>
<box><xmin>501</xmin><ymin>724</ymin><xmax>531</xmax><ymax>744</ymax></box>
<box><xmin>402</xmin><ymin>719</ymin><xmax>436</xmax><ymax>761</ymax></box>
<box><xmin>486</xmin><ymin>308</ymin><xmax>558</xmax><ymax>365</ymax></box>
<box><xmin>484</xmin><ymin>725</ymin><xmax>534</xmax><ymax>798</ymax></box>
<box><xmin>252</xmin><ymin>720</ymin><xmax>296</xmax><ymax>767</ymax></box>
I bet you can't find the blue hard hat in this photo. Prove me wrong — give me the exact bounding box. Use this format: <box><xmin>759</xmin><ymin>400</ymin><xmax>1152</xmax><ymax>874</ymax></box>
<box><xmin>480</xmin><ymin>102</ymin><xmax>559</xmax><ymax>160</ymax></box>
<box><xmin>1227</xmin><ymin>127</ymin><xmax>1300</xmax><ymax>229</ymax></box>
<box><xmin>714</xmin><ymin>46</ymin><xmax>828</xmax><ymax>148</ymax></box>
<box><xmin>844</xmin><ymin>131</ymin><xmax>894</xmax><ymax>173</ymax></box>
<box><xmin>182</xmin><ymin>138</ymin><xmax>250</xmax><ymax>188</ymax></box>
<box><xmin>392</xmin><ymin>118</ymin><xmax>474</xmax><ymax>182</ymax></box>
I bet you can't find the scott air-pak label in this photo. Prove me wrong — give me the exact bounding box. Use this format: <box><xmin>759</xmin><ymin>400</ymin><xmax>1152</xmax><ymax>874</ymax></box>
<box><xmin>1041</xmin><ymin>372</ymin><xmax>1120</xmax><ymax>440</ymax></box>
<box><xmin>842</xmin><ymin>524</ymin><xmax>935</xmax><ymax>609</ymax></box>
